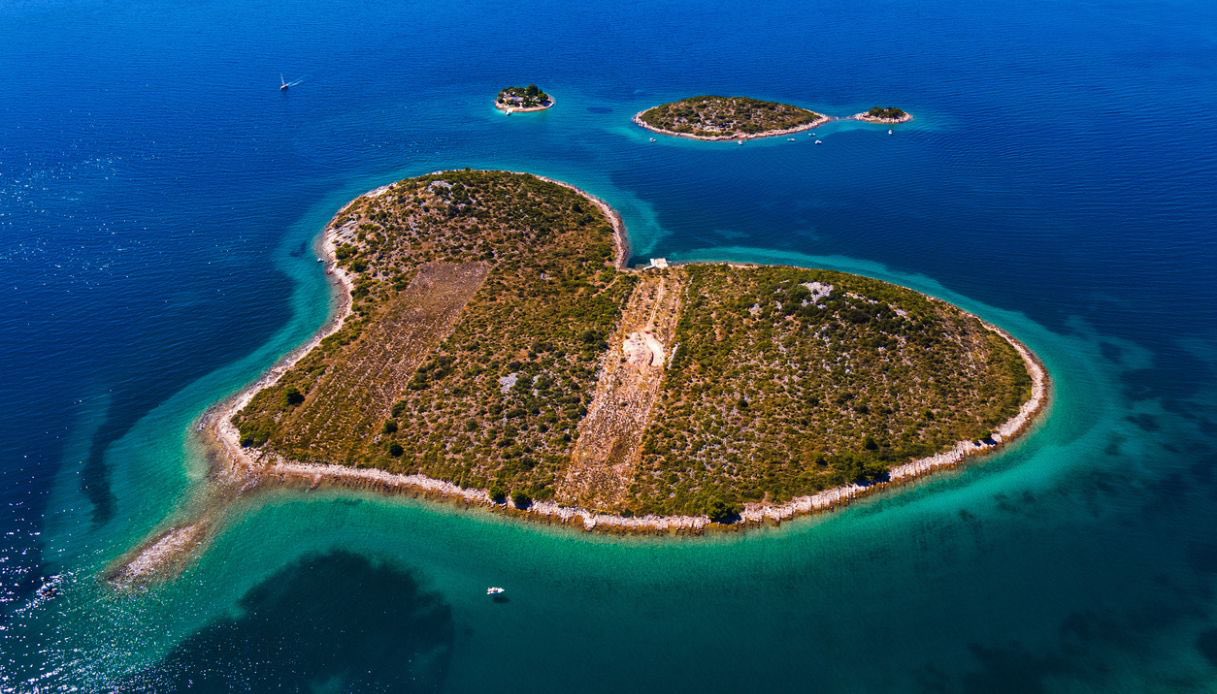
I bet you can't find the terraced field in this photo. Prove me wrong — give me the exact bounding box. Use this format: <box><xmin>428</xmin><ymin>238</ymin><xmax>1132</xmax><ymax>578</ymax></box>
<box><xmin>273</xmin><ymin>262</ymin><xmax>489</xmax><ymax>464</ymax></box>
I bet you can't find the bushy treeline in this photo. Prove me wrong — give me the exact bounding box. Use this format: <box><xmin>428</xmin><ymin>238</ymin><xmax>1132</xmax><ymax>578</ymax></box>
<box><xmin>866</xmin><ymin>106</ymin><xmax>907</xmax><ymax>119</ymax></box>
<box><xmin>498</xmin><ymin>84</ymin><xmax>551</xmax><ymax>108</ymax></box>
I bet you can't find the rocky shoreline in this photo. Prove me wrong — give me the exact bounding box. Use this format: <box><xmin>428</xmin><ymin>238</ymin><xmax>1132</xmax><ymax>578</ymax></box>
<box><xmin>495</xmin><ymin>96</ymin><xmax>555</xmax><ymax>113</ymax></box>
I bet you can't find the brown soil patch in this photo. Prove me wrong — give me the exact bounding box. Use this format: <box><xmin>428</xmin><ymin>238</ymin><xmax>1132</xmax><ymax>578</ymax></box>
<box><xmin>556</xmin><ymin>267</ymin><xmax>687</xmax><ymax>512</ymax></box>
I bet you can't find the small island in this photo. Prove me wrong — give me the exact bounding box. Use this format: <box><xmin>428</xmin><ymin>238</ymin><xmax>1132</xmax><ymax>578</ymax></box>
<box><xmin>495</xmin><ymin>84</ymin><xmax>554</xmax><ymax>113</ymax></box>
<box><xmin>633</xmin><ymin>96</ymin><xmax>830</xmax><ymax>141</ymax></box>
<box><xmin>853</xmin><ymin>106</ymin><xmax>913</xmax><ymax>124</ymax></box>
<box><xmin>110</xmin><ymin>171</ymin><xmax>1047</xmax><ymax>585</ymax></box>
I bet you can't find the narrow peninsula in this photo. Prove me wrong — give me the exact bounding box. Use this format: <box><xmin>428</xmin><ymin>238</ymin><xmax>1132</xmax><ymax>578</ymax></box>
<box><xmin>633</xmin><ymin>96</ymin><xmax>830</xmax><ymax>140</ymax></box>
<box><xmin>496</xmin><ymin>84</ymin><xmax>554</xmax><ymax>113</ymax></box>
<box><xmin>110</xmin><ymin>170</ymin><xmax>1047</xmax><ymax>586</ymax></box>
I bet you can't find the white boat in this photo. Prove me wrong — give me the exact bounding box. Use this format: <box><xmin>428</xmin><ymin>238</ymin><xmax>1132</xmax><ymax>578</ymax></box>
<box><xmin>486</xmin><ymin>586</ymin><xmax>506</xmax><ymax>596</ymax></box>
<box><xmin>37</xmin><ymin>574</ymin><xmax>63</xmax><ymax>600</ymax></box>
<box><xmin>649</xmin><ymin>137</ymin><xmax>656</xmax><ymax>143</ymax></box>
<box><xmin>814</xmin><ymin>139</ymin><xmax>823</xmax><ymax>145</ymax></box>
<box><xmin>888</xmin><ymin>128</ymin><xmax>894</xmax><ymax>135</ymax></box>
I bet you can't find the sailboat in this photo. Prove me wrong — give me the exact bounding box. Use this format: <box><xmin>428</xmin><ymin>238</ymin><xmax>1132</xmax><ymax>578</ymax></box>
<box><xmin>280</xmin><ymin>74</ymin><xmax>303</xmax><ymax>91</ymax></box>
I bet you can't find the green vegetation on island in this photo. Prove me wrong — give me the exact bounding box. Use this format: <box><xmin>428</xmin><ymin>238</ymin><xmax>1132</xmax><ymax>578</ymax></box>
<box><xmin>496</xmin><ymin>84</ymin><xmax>553</xmax><ymax>110</ymax></box>
<box><xmin>860</xmin><ymin>106</ymin><xmax>912</xmax><ymax>122</ymax></box>
<box><xmin>233</xmin><ymin>171</ymin><xmax>1035</xmax><ymax>523</ymax></box>
<box><xmin>635</xmin><ymin>96</ymin><xmax>826</xmax><ymax>139</ymax></box>
<box><xmin>628</xmin><ymin>265</ymin><xmax>1030</xmax><ymax>516</ymax></box>
<box><xmin>235</xmin><ymin>171</ymin><xmax>633</xmax><ymax>505</ymax></box>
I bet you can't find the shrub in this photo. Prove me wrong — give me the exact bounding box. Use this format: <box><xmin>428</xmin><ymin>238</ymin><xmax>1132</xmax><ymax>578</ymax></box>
<box><xmin>706</xmin><ymin>498</ymin><xmax>742</xmax><ymax>524</ymax></box>
<box><xmin>867</xmin><ymin>106</ymin><xmax>906</xmax><ymax>119</ymax></box>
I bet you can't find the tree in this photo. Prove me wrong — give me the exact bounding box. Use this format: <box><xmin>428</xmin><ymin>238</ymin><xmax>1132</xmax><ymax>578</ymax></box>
<box><xmin>284</xmin><ymin>388</ymin><xmax>305</xmax><ymax>406</ymax></box>
<box><xmin>706</xmin><ymin>497</ymin><xmax>741</xmax><ymax>524</ymax></box>
<box><xmin>489</xmin><ymin>485</ymin><xmax>508</xmax><ymax>504</ymax></box>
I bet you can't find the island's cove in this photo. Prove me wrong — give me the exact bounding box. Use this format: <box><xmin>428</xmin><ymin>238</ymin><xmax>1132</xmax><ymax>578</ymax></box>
<box><xmin>106</xmin><ymin>171</ymin><xmax>1049</xmax><ymax>587</ymax></box>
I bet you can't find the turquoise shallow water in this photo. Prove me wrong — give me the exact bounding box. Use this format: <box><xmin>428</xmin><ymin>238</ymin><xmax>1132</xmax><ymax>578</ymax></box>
<box><xmin>2</xmin><ymin>0</ymin><xmax>1217</xmax><ymax>690</ymax></box>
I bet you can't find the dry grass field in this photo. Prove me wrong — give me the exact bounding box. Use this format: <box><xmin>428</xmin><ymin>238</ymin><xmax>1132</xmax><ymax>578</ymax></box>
<box><xmin>272</xmin><ymin>262</ymin><xmax>489</xmax><ymax>463</ymax></box>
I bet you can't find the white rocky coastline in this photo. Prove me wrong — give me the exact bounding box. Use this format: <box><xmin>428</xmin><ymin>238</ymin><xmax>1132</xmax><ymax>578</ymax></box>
<box><xmin>109</xmin><ymin>173</ymin><xmax>1049</xmax><ymax>586</ymax></box>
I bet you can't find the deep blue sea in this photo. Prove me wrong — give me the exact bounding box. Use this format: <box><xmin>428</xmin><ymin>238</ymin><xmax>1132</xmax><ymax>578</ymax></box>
<box><xmin>2</xmin><ymin>0</ymin><xmax>1216</xmax><ymax>690</ymax></box>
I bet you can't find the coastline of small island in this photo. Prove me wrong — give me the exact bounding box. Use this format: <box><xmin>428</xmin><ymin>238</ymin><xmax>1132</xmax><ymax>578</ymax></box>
<box><xmin>852</xmin><ymin>106</ymin><xmax>914</xmax><ymax>124</ymax></box>
<box><xmin>107</xmin><ymin>170</ymin><xmax>1046</xmax><ymax>588</ymax></box>
<box><xmin>495</xmin><ymin>84</ymin><xmax>554</xmax><ymax>113</ymax></box>
<box><xmin>633</xmin><ymin>96</ymin><xmax>831</xmax><ymax>141</ymax></box>
<box><xmin>633</xmin><ymin>96</ymin><xmax>914</xmax><ymax>140</ymax></box>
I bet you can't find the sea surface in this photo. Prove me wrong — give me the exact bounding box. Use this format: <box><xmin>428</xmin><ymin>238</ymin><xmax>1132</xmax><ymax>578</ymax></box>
<box><xmin>2</xmin><ymin>0</ymin><xmax>1216</xmax><ymax>690</ymax></box>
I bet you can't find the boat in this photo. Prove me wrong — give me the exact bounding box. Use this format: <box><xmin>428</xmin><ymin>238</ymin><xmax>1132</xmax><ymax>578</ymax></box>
<box><xmin>888</xmin><ymin>128</ymin><xmax>894</xmax><ymax>135</ymax></box>
<box><xmin>486</xmin><ymin>586</ymin><xmax>506</xmax><ymax>596</ymax></box>
<box><xmin>815</xmin><ymin>139</ymin><xmax>823</xmax><ymax>145</ymax></box>
<box><xmin>37</xmin><ymin>574</ymin><xmax>63</xmax><ymax>600</ymax></box>
<box><xmin>649</xmin><ymin>137</ymin><xmax>657</xmax><ymax>143</ymax></box>
<box><xmin>787</xmin><ymin>137</ymin><xmax>796</xmax><ymax>142</ymax></box>
<box><xmin>280</xmin><ymin>74</ymin><xmax>290</xmax><ymax>91</ymax></box>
